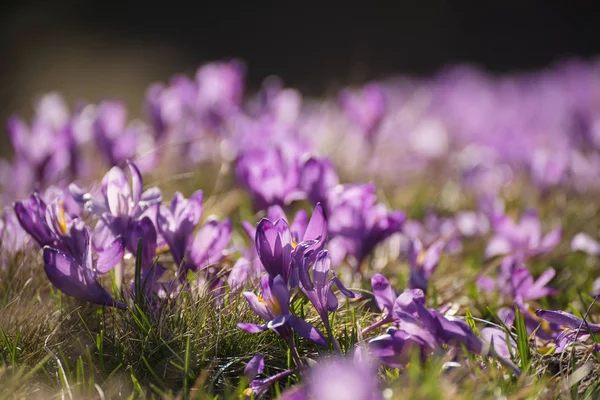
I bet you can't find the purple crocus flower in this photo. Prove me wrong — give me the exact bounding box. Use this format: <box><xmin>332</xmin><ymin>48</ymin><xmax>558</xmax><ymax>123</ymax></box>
<box><xmin>485</xmin><ymin>209</ymin><xmax>561</xmax><ymax>260</ymax></box>
<box><xmin>255</xmin><ymin>204</ymin><xmax>326</xmax><ymax>285</ymax></box>
<box><xmin>407</xmin><ymin>238</ymin><xmax>445</xmax><ymax>293</ymax></box>
<box><xmin>299</xmin><ymin>156</ymin><xmax>339</xmax><ymax>210</ymax></box>
<box><xmin>339</xmin><ymin>83</ymin><xmax>386</xmax><ymax>143</ymax></box>
<box><xmin>536</xmin><ymin>309</ymin><xmax>600</xmax><ymax>353</ymax></box>
<box><xmin>571</xmin><ymin>232</ymin><xmax>600</xmax><ymax>255</ymax></box>
<box><xmin>93</xmin><ymin>101</ymin><xmax>142</xmax><ymax>167</ymax></box>
<box><xmin>42</xmin><ymin>222</ymin><xmax>125</xmax><ymax>308</ymax></box>
<box><xmin>280</xmin><ymin>354</ymin><xmax>383</xmax><ymax>400</ymax></box>
<box><xmin>14</xmin><ymin>192</ymin><xmax>125</xmax><ymax>269</ymax></box>
<box><xmin>71</xmin><ymin>161</ymin><xmax>162</xmax><ymax>254</ymax></box>
<box><xmin>477</xmin><ymin>258</ymin><xmax>557</xmax><ymax>302</ymax></box>
<box><xmin>326</xmin><ymin>184</ymin><xmax>405</xmax><ymax>269</ymax></box>
<box><xmin>243</xmin><ymin>354</ymin><xmax>293</xmax><ymax>399</ymax></box>
<box><xmin>235</xmin><ymin>146</ymin><xmax>305</xmax><ymax>211</ymax></box>
<box><xmin>1</xmin><ymin>93</ymin><xmax>81</xmax><ymax>202</ymax></box>
<box><xmin>237</xmin><ymin>274</ymin><xmax>327</xmax><ymax>346</ymax></box>
<box><xmin>157</xmin><ymin>190</ymin><xmax>232</xmax><ymax>280</ymax></box>
<box><xmin>298</xmin><ymin>250</ymin><xmax>355</xmax><ymax>351</ymax></box>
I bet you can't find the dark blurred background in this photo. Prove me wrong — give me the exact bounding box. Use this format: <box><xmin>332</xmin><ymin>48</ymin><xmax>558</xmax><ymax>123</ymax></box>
<box><xmin>1</xmin><ymin>1</ymin><xmax>599</xmax><ymax>133</ymax></box>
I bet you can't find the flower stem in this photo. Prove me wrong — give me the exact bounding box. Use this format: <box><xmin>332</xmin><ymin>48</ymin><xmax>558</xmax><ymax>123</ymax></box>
<box><xmin>324</xmin><ymin>316</ymin><xmax>343</xmax><ymax>356</ymax></box>
<box><xmin>360</xmin><ymin>316</ymin><xmax>391</xmax><ymax>337</ymax></box>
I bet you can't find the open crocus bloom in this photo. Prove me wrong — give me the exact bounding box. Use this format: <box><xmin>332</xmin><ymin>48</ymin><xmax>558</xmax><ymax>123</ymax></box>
<box><xmin>237</xmin><ymin>274</ymin><xmax>327</xmax><ymax>346</ymax></box>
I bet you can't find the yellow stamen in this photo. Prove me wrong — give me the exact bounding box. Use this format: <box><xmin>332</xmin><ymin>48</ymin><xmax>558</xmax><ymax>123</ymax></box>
<box><xmin>243</xmin><ymin>388</ymin><xmax>253</xmax><ymax>397</ymax></box>
<box><xmin>57</xmin><ymin>201</ymin><xmax>67</xmax><ymax>234</ymax></box>
<box><xmin>155</xmin><ymin>245</ymin><xmax>171</xmax><ymax>255</ymax></box>
<box><xmin>291</xmin><ymin>237</ymin><xmax>297</xmax><ymax>250</ymax></box>
<box><xmin>416</xmin><ymin>251</ymin><xmax>427</xmax><ymax>265</ymax></box>
<box><xmin>258</xmin><ymin>295</ymin><xmax>281</xmax><ymax>315</ymax></box>
<box><xmin>527</xmin><ymin>306</ymin><xmax>553</xmax><ymax>334</ymax></box>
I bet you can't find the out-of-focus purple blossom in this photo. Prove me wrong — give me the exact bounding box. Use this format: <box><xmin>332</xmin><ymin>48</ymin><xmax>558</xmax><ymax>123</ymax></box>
<box><xmin>42</xmin><ymin>222</ymin><xmax>124</xmax><ymax>308</ymax></box>
<box><xmin>243</xmin><ymin>354</ymin><xmax>293</xmax><ymax>399</ymax></box>
<box><xmin>235</xmin><ymin>146</ymin><xmax>305</xmax><ymax>211</ymax></box>
<box><xmin>237</xmin><ymin>274</ymin><xmax>327</xmax><ymax>346</ymax></box>
<box><xmin>339</xmin><ymin>83</ymin><xmax>386</xmax><ymax>143</ymax></box>
<box><xmin>485</xmin><ymin>209</ymin><xmax>561</xmax><ymax>260</ymax></box>
<box><xmin>1</xmin><ymin>93</ymin><xmax>82</xmax><ymax>202</ymax></box>
<box><xmin>280</xmin><ymin>354</ymin><xmax>383</xmax><ymax>400</ymax></box>
<box><xmin>477</xmin><ymin>258</ymin><xmax>557</xmax><ymax>303</ymax></box>
<box><xmin>326</xmin><ymin>184</ymin><xmax>405</xmax><ymax>268</ymax></box>
<box><xmin>93</xmin><ymin>101</ymin><xmax>154</xmax><ymax>168</ymax></box>
<box><xmin>156</xmin><ymin>190</ymin><xmax>232</xmax><ymax>282</ymax></box>
<box><xmin>407</xmin><ymin>238</ymin><xmax>445</xmax><ymax>292</ymax></box>
<box><xmin>299</xmin><ymin>156</ymin><xmax>339</xmax><ymax>210</ymax></box>
<box><xmin>536</xmin><ymin>309</ymin><xmax>600</xmax><ymax>353</ymax></box>
<box><xmin>481</xmin><ymin>327</ymin><xmax>516</xmax><ymax>359</ymax></box>
<box><xmin>571</xmin><ymin>233</ymin><xmax>600</xmax><ymax>255</ymax></box>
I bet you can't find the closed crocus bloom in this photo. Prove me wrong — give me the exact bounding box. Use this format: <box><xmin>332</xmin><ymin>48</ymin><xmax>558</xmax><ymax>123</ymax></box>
<box><xmin>299</xmin><ymin>156</ymin><xmax>339</xmax><ymax>210</ymax></box>
<box><xmin>327</xmin><ymin>184</ymin><xmax>405</xmax><ymax>268</ymax></box>
<box><xmin>93</xmin><ymin>101</ymin><xmax>143</xmax><ymax>167</ymax></box>
<box><xmin>485</xmin><ymin>209</ymin><xmax>561</xmax><ymax>260</ymax></box>
<box><xmin>339</xmin><ymin>83</ymin><xmax>386</xmax><ymax>142</ymax></box>
<box><xmin>299</xmin><ymin>250</ymin><xmax>355</xmax><ymax>323</ymax></box>
<box><xmin>235</xmin><ymin>146</ymin><xmax>304</xmax><ymax>211</ymax></box>
<box><xmin>255</xmin><ymin>204</ymin><xmax>326</xmax><ymax>285</ymax></box>
<box><xmin>407</xmin><ymin>238</ymin><xmax>445</xmax><ymax>293</ymax></box>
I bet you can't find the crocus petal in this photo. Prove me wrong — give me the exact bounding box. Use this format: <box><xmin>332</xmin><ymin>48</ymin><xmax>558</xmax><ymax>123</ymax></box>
<box><xmin>303</xmin><ymin>203</ymin><xmax>327</xmax><ymax>244</ymax></box>
<box><xmin>244</xmin><ymin>354</ymin><xmax>265</xmax><ymax>381</ymax></box>
<box><xmin>266</xmin><ymin>205</ymin><xmax>287</xmax><ymax>224</ymax></box>
<box><xmin>103</xmin><ymin>167</ymin><xmax>130</xmax><ymax>216</ymax></box>
<box><xmin>243</xmin><ymin>292</ymin><xmax>273</xmax><ymax>322</ymax></box>
<box><xmin>95</xmin><ymin>236</ymin><xmax>125</xmax><ymax>275</ymax></box>
<box><xmin>571</xmin><ymin>233</ymin><xmax>600</xmax><ymax>255</ymax></box>
<box><xmin>270</xmin><ymin>275</ymin><xmax>291</xmax><ymax>315</ymax></box>
<box><xmin>127</xmin><ymin>160</ymin><xmax>144</xmax><ymax>206</ymax></box>
<box><xmin>43</xmin><ymin>247</ymin><xmax>124</xmax><ymax>308</ymax></box>
<box><xmin>481</xmin><ymin>327</ymin><xmax>515</xmax><ymax>359</ymax></box>
<box><xmin>291</xmin><ymin>209</ymin><xmax>308</xmax><ymax>241</ymax></box>
<box><xmin>539</xmin><ymin>227</ymin><xmax>562</xmax><ymax>253</ymax></box>
<box><xmin>535</xmin><ymin>310</ymin><xmax>600</xmax><ymax>331</ymax></box>
<box><xmin>331</xmin><ymin>273</ymin><xmax>356</xmax><ymax>298</ymax></box>
<box><xmin>189</xmin><ymin>219</ymin><xmax>232</xmax><ymax>270</ymax></box>
<box><xmin>326</xmin><ymin>289</ymin><xmax>339</xmax><ymax>312</ymax></box>
<box><xmin>485</xmin><ymin>235</ymin><xmax>512</xmax><ymax>259</ymax></box>
<box><xmin>267</xmin><ymin>314</ymin><xmax>289</xmax><ymax>330</ymax></box>
<box><xmin>287</xmin><ymin>315</ymin><xmax>327</xmax><ymax>346</ymax></box>
<box><xmin>371</xmin><ymin>274</ymin><xmax>396</xmax><ymax>315</ymax></box>
<box><xmin>237</xmin><ymin>322</ymin><xmax>267</xmax><ymax>334</ymax></box>
<box><xmin>255</xmin><ymin>218</ymin><xmax>292</xmax><ymax>279</ymax></box>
